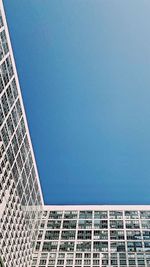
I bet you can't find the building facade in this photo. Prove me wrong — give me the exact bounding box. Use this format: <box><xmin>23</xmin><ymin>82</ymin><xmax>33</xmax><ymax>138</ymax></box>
<box><xmin>32</xmin><ymin>205</ymin><xmax>150</xmax><ymax>267</ymax></box>
<box><xmin>0</xmin><ymin>1</ymin><xmax>44</xmax><ymax>267</ymax></box>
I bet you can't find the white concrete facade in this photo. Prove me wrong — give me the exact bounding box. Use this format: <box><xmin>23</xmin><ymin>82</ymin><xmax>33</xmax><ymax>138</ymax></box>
<box><xmin>0</xmin><ymin>1</ymin><xmax>43</xmax><ymax>266</ymax></box>
<box><xmin>32</xmin><ymin>205</ymin><xmax>150</xmax><ymax>267</ymax></box>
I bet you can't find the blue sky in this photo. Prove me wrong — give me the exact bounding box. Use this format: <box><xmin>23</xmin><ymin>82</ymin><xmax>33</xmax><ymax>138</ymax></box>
<box><xmin>4</xmin><ymin>0</ymin><xmax>150</xmax><ymax>205</ymax></box>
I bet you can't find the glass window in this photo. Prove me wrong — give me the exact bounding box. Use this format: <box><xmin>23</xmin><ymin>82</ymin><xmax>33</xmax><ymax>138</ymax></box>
<box><xmin>125</xmin><ymin>211</ymin><xmax>139</xmax><ymax>219</ymax></box>
<box><xmin>42</xmin><ymin>241</ymin><xmax>58</xmax><ymax>252</ymax></box>
<box><xmin>58</xmin><ymin>253</ymin><xmax>65</xmax><ymax>258</ymax></box>
<box><xmin>76</xmin><ymin>241</ymin><xmax>91</xmax><ymax>252</ymax></box>
<box><xmin>75</xmin><ymin>253</ymin><xmax>82</xmax><ymax>258</ymax></box>
<box><xmin>0</xmin><ymin>102</ymin><xmax>4</xmax><ymax>126</ymax></box>
<box><xmin>49</xmin><ymin>211</ymin><xmax>63</xmax><ymax>219</ymax></box>
<box><xmin>126</xmin><ymin>231</ymin><xmax>142</xmax><ymax>240</ymax></box>
<box><xmin>110</xmin><ymin>211</ymin><xmax>123</xmax><ymax>219</ymax></box>
<box><xmin>144</xmin><ymin>242</ymin><xmax>150</xmax><ymax>252</ymax></box>
<box><xmin>11</xmin><ymin>78</ymin><xmax>18</xmax><ymax>99</ymax></box>
<box><xmin>45</xmin><ymin>230</ymin><xmax>60</xmax><ymax>240</ymax></box>
<box><xmin>63</xmin><ymin>220</ymin><xmax>77</xmax><ymax>229</ymax></box>
<box><xmin>140</xmin><ymin>211</ymin><xmax>150</xmax><ymax>219</ymax></box>
<box><xmin>143</xmin><ymin>231</ymin><xmax>150</xmax><ymax>240</ymax></box>
<box><xmin>0</xmin><ymin>11</ymin><xmax>3</xmax><ymax>28</ymax></box>
<box><xmin>127</xmin><ymin>242</ymin><xmax>143</xmax><ymax>252</ymax></box>
<box><xmin>6</xmin><ymin>56</ymin><xmax>13</xmax><ymax>79</ymax></box>
<box><xmin>59</xmin><ymin>242</ymin><xmax>74</xmax><ymax>252</ymax></box>
<box><xmin>0</xmin><ymin>30</ymin><xmax>8</xmax><ymax>55</ymax></box>
<box><xmin>110</xmin><ymin>230</ymin><xmax>124</xmax><ymax>240</ymax></box>
<box><xmin>94</xmin><ymin>220</ymin><xmax>108</xmax><ymax>229</ymax></box>
<box><xmin>64</xmin><ymin>211</ymin><xmax>78</xmax><ymax>219</ymax></box>
<box><xmin>93</xmin><ymin>230</ymin><xmax>108</xmax><ymax>240</ymax></box>
<box><xmin>57</xmin><ymin>259</ymin><xmax>64</xmax><ymax>265</ymax></box>
<box><xmin>0</xmin><ymin>72</ymin><xmax>4</xmax><ymax>94</ymax></box>
<box><xmin>38</xmin><ymin>230</ymin><xmax>43</xmax><ymax>239</ymax></box>
<box><xmin>47</xmin><ymin>220</ymin><xmax>61</xmax><ymax>229</ymax></box>
<box><xmin>126</xmin><ymin>220</ymin><xmax>140</xmax><ymax>229</ymax></box>
<box><xmin>93</xmin><ymin>242</ymin><xmax>108</xmax><ymax>252</ymax></box>
<box><xmin>1</xmin><ymin>92</ymin><xmax>9</xmax><ymax>117</ymax></box>
<box><xmin>6</xmin><ymin>85</ymin><xmax>14</xmax><ymax>108</ymax></box>
<box><xmin>1</xmin><ymin>61</ymin><xmax>9</xmax><ymax>86</ymax></box>
<box><xmin>77</xmin><ymin>230</ymin><xmax>92</xmax><ymax>240</ymax></box>
<box><xmin>141</xmin><ymin>220</ymin><xmax>150</xmax><ymax>229</ymax></box>
<box><xmin>0</xmin><ymin>39</ymin><xmax>4</xmax><ymax>62</ymax></box>
<box><xmin>110</xmin><ymin>242</ymin><xmax>125</xmax><ymax>252</ymax></box>
<box><xmin>79</xmin><ymin>211</ymin><xmax>92</xmax><ymax>219</ymax></box>
<box><xmin>94</xmin><ymin>211</ymin><xmax>107</xmax><ymax>219</ymax></box>
<box><xmin>61</xmin><ymin>230</ymin><xmax>76</xmax><ymax>240</ymax></box>
<box><xmin>110</xmin><ymin>220</ymin><xmax>123</xmax><ymax>229</ymax></box>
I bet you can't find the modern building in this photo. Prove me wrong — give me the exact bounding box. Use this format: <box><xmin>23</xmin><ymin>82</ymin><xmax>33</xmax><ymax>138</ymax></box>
<box><xmin>1</xmin><ymin>1</ymin><xmax>150</xmax><ymax>267</ymax></box>
<box><xmin>32</xmin><ymin>205</ymin><xmax>150</xmax><ymax>267</ymax></box>
<box><xmin>0</xmin><ymin>1</ymin><xmax>44</xmax><ymax>267</ymax></box>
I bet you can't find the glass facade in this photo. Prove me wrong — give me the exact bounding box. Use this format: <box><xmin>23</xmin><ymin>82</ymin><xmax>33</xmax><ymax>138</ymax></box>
<box><xmin>32</xmin><ymin>207</ymin><xmax>150</xmax><ymax>267</ymax></box>
<box><xmin>0</xmin><ymin>1</ymin><xmax>43</xmax><ymax>267</ymax></box>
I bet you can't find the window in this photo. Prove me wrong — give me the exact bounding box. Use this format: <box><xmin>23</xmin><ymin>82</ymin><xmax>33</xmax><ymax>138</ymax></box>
<box><xmin>110</xmin><ymin>211</ymin><xmax>123</xmax><ymax>219</ymax></box>
<box><xmin>77</xmin><ymin>231</ymin><xmax>92</xmax><ymax>240</ymax></box>
<box><xmin>49</xmin><ymin>211</ymin><xmax>63</xmax><ymax>219</ymax></box>
<box><xmin>110</xmin><ymin>220</ymin><xmax>123</xmax><ymax>229</ymax></box>
<box><xmin>93</xmin><ymin>230</ymin><xmax>108</xmax><ymax>240</ymax></box>
<box><xmin>11</xmin><ymin>78</ymin><xmax>18</xmax><ymax>99</ymax></box>
<box><xmin>144</xmin><ymin>242</ymin><xmax>150</xmax><ymax>252</ymax></box>
<box><xmin>125</xmin><ymin>211</ymin><xmax>139</xmax><ymax>219</ymax></box>
<box><xmin>6</xmin><ymin>56</ymin><xmax>13</xmax><ymax>79</ymax></box>
<box><xmin>143</xmin><ymin>231</ymin><xmax>150</xmax><ymax>240</ymax></box>
<box><xmin>1</xmin><ymin>92</ymin><xmax>9</xmax><ymax>117</ymax></box>
<box><xmin>93</xmin><ymin>242</ymin><xmax>108</xmax><ymax>252</ymax></box>
<box><xmin>64</xmin><ymin>211</ymin><xmax>78</xmax><ymax>219</ymax></box>
<box><xmin>0</xmin><ymin>11</ymin><xmax>3</xmax><ymax>28</ymax></box>
<box><xmin>140</xmin><ymin>211</ymin><xmax>150</xmax><ymax>219</ymax></box>
<box><xmin>0</xmin><ymin>30</ymin><xmax>9</xmax><ymax>55</ymax></box>
<box><xmin>79</xmin><ymin>211</ymin><xmax>92</xmax><ymax>219</ymax></box>
<box><xmin>126</xmin><ymin>220</ymin><xmax>140</xmax><ymax>229</ymax></box>
<box><xmin>59</xmin><ymin>242</ymin><xmax>74</xmax><ymax>252</ymax></box>
<box><xmin>94</xmin><ymin>220</ymin><xmax>108</xmax><ymax>229</ymax></box>
<box><xmin>0</xmin><ymin>72</ymin><xmax>4</xmax><ymax>94</ymax></box>
<box><xmin>110</xmin><ymin>242</ymin><xmax>125</xmax><ymax>252</ymax></box>
<box><xmin>47</xmin><ymin>220</ymin><xmax>61</xmax><ymax>229</ymax></box>
<box><xmin>141</xmin><ymin>220</ymin><xmax>150</xmax><ymax>229</ymax></box>
<box><xmin>1</xmin><ymin>61</ymin><xmax>9</xmax><ymax>85</ymax></box>
<box><xmin>61</xmin><ymin>231</ymin><xmax>75</xmax><ymax>240</ymax></box>
<box><xmin>42</xmin><ymin>241</ymin><xmax>58</xmax><ymax>252</ymax></box>
<box><xmin>126</xmin><ymin>231</ymin><xmax>141</xmax><ymax>240</ymax></box>
<box><xmin>76</xmin><ymin>242</ymin><xmax>91</xmax><ymax>252</ymax></box>
<box><xmin>35</xmin><ymin>242</ymin><xmax>41</xmax><ymax>250</ymax></box>
<box><xmin>0</xmin><ymin>102</ymin><xmax>4</xmax><ymax>126</ymax></box>
<box><xmin>78</xmin><ymin>220</ymin><xmax>92</xmax><ymax>229</ymax></box>
<box><xmin>63</xmin><ymin>220</ymin><xmax>77</xmax><ymax>229</ymax></box>
<box><xmin>110</xmin><ymin>230</ymin><xmax>124</xmax><ymax>240</ymax></box>
<box><xmin>45</xmin><ymin>231</ymin><xmax>60</xmax><ymax>240</ymax></box>
<box><xmin>127</xmin><ymin>242</ymin><xmax>142</xmax><ymax>252</ymax></box>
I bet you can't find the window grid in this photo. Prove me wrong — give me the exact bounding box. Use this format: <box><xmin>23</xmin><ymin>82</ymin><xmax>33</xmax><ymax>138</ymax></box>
<box><xmin>0</xmin><ymin>3</ymin><xmax>43</xmax><ymax>267</ymax></box>
<box><xmin>32</xmin><ymin>209</ymin><xmax>150</xmax><ymax>267</ymax></box>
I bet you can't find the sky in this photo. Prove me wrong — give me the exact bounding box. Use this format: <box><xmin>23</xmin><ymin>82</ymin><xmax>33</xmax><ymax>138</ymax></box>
<box><xmin>4</xmin><ymin>0</ymin><xmax>150</xmax><ymax>205</ymax></box>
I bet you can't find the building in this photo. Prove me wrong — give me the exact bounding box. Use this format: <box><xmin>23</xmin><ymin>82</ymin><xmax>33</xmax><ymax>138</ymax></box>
<box><xmin>32</xmin><ymin>205</ymin><xmax>150</xmax><ymax>267</ymax></box>
<box><xmin>0</xmin><ymin>1</ymin><xmax>44</xmax><ymax>267</ymax></box>
<box><xmin>1</xmin><ymin>1</ymin><xmax>150</xmax><ymax>267</ymax></box>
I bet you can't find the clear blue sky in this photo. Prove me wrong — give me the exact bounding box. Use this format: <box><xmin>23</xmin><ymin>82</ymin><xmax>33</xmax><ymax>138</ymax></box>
<box><xmin>4</xmin><ymin>0</ymin><xmax>150</xmax><ymax>205</ymax></box>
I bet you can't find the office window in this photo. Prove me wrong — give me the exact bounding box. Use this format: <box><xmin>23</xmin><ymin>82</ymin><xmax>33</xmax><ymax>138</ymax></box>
<box><xmin>61</xmin><ymin>230</ymin><xmax>76</xmax><ymax>240</ymax></box>
<box><xmin>77</xmin><ymin>231</ymin><xmax>92</xmax><ymax>240</ymax></box>
<box><xmin>93</xmin><ymin>230</ymin><xmax>108</xmax><ymax>240</ymax></box>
